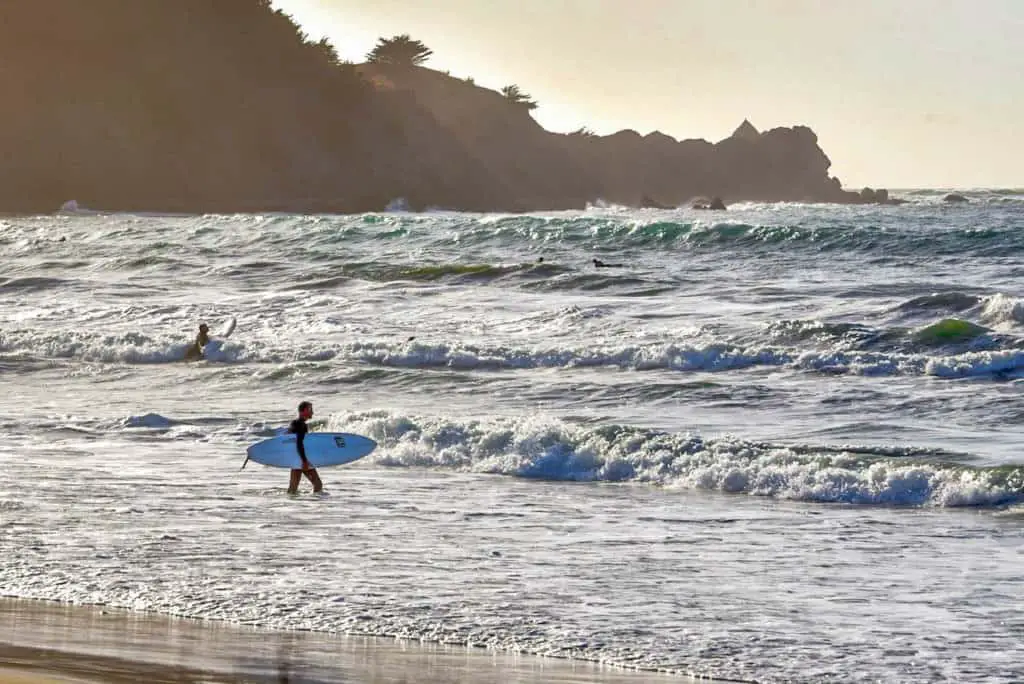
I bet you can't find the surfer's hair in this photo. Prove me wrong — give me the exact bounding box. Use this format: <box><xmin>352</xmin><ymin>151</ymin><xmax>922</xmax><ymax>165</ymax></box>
<box><xmin>298</xmin><ymin>401</ymin><xmax>312</xmax><ymax>413</ymax></box>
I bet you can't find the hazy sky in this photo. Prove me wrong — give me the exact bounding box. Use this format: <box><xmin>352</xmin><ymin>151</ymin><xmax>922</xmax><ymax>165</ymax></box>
<box><xmin>273</xmin><ymin>0</ymin><xmax>1022</xmax><ymax>188</ymax></box>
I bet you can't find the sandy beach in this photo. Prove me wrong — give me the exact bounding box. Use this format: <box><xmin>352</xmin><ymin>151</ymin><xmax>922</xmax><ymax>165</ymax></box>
<box><xmin>0</xmin><ymin>599</ymin><xmax>690</xmax><ymax>683</ymax></box>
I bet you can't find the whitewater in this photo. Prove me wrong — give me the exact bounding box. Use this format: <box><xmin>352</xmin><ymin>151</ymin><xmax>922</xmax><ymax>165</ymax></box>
<box><xmin>2</xmin><ymin>189</ymin><xmax>1023</xmax><ymax>682</ymax></box>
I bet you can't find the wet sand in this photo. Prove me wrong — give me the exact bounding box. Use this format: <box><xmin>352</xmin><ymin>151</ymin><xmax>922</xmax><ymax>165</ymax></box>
<box><xmin>0</xmin><ymin>599</ymin><xmax>690</xmax><ymax>683</ymax></box>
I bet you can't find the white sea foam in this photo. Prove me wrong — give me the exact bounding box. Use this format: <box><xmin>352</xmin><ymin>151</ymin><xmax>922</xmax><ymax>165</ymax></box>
<box><xmin>980</xmin><ymin>292</ymin><xmax>1024</xmax><ymax>327</ymax></box>
<box><xmin>4</xmin><ymin>328</ymin><xmax>1023</xmax><ymax>378</ymax></box>
<box><xmin>331</xmin><ymin>411</ymin><xmax>1023</xmax><ymax>507</ymax></box>
<box><xmin>0</xmin><ymin>330</ymin><xmax>249</xmax><ymax>364</ymax></box>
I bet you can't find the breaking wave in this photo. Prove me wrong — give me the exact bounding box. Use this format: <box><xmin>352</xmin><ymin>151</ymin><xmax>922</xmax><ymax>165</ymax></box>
<box><xmin>332</xmin><ymin>411</ymin><xmax>1024</xmax><ymax>508</ymax></box>
<box><xmin>4</xmin><ymin>329</ymin><xmax>1024</xmax><ymax>378</ymax></box>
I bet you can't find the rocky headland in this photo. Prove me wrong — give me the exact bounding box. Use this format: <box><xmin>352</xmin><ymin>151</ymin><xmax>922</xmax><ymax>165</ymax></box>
<box><xmin>0</xmin><ymin>1</ymin><xmax>891</xmax><ymax>214</ymax></box>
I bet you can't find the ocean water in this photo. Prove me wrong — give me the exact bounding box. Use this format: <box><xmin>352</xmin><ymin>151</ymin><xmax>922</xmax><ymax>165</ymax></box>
<box><xmin>2</xmin><ymin>189</ymin><xmax>1023</xmax><ymax>682</ymax></box>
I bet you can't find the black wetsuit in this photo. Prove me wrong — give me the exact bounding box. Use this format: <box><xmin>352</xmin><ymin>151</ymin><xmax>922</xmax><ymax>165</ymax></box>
<box><xmin>288</xmin><ymin>417</ymin><xmax>308</xmax><ymax>464</ymax></box>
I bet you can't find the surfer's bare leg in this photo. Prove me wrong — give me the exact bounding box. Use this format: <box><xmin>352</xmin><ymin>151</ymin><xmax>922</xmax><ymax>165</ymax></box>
<box><xmin>288</xmin><ymin>469</ymin><xmax>302</xmax><ymax>494</ymax></box>
<box><xmin>304</xmin><ymin>468</ymin><xmax>323</xmax><ymax>493</ymax></box>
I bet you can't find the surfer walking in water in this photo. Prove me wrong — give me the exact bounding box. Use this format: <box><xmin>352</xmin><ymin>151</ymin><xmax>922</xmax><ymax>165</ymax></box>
<box><xmin>288</xmin><ymin>401</ymin><xmax>323</xmax><ymax>494</ymax></box>
<box><xmin>184</xmin><ymin>323</ymin><xmax>210</xmax><ymax>361</ymax></box>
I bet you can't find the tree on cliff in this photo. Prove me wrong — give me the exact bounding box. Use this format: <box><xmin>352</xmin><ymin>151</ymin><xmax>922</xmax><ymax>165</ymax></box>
<box><xmin>311</xmin><ymin>37</ymin><xmax>341</xmax><ymax>65</ymax></box>
<box><xmin>366</xmin><ymin>34</ymin><xmax>432</xmax><ymax>66</ymax></box>
<box><xmin>500</xmin><ymin>85</ymin><xmax>537</xmax><ymax>110</ymax></box>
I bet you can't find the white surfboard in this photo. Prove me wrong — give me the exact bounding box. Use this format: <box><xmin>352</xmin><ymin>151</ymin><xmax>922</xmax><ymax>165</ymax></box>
<box><xmin>218</xmin><ymin>317</ymin><xmax>237</xmax><ymax>339</ymax></box>
<box><xmin>244</xmin><ymin>432</ymin><xmax>377</xmax><ymax>469</ymax></box>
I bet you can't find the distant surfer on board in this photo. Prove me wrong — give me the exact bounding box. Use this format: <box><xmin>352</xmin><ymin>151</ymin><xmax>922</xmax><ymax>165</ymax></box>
<box><xmin>183</xmin><ymin>318</ymin><xmax>236</xmax><ymax>361</ymax></box>
<box><xmin>184</xmin><ymin>323</ymin><xmax>210</xmax><ymax>361</ymax></box>
<box><xmin>288</xmin><ymin>401</ymin><xmax>324</xmax><ymax>494</ymax></box>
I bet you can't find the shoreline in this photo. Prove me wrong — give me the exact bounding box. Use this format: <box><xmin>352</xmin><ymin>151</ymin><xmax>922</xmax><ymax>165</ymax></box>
<box><xmin>0</xmin><ymin>598</ymin><xmax>708</xmax><ymax>683</ymax></box>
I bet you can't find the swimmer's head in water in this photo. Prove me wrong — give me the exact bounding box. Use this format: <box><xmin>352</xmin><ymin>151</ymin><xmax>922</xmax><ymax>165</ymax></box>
<box><xmin>199</xmin><ymin>323</ymin><xmax>209</xmax><ymax>333</ymax></box>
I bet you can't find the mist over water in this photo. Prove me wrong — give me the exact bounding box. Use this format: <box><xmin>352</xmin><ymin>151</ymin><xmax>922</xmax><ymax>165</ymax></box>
<box><xmin>2</xmin><ymin>189</ymin><xmax>1024</xmax><ymax>682</ymax></box>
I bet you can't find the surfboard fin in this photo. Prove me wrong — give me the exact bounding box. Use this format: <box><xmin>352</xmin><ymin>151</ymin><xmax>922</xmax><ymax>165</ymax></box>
<box><xmin>240</xmin><ymin>455</ymin><xmax>250</xmax><ymax>471</ymax></box>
